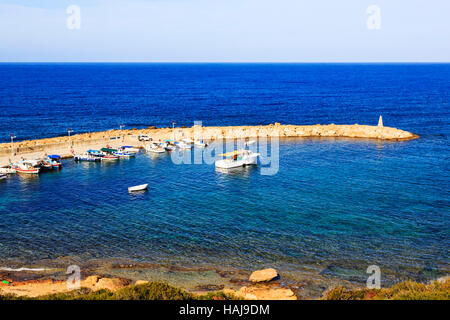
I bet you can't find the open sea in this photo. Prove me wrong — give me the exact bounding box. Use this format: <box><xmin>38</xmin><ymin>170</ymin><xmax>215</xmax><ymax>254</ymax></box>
<box><xmin>0</xmin><ymin>64</ymin><xmax>449</xmax><ymax>291</ymax></box>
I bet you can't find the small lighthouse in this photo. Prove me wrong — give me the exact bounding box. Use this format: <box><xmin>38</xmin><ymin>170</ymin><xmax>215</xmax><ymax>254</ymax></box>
<box><xmin>378</xmin><ymin>115</ymin><xmax>383</xmax><ymax>127</ymax></box>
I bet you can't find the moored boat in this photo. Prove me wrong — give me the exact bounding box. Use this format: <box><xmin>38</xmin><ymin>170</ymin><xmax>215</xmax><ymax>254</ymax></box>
<box><xmin>121</xmin><ymin>146</ymin><xmax>140</xmax><ymax>153</ymax></box>
<box><xmin>162</xmin><ymin>140</ymin><xmax>177</xmax><ymax>151</ymax></box>
<box><xmin>0</xmin><ymin>173</ymin><xmax>6</xmax><ymax>180</ymax></box>
<box><xmin>47</xmin><ymin>155</ymin><xmax>62</xmax><ymax>168</ymax></box>
<box><xmin>74</xmin><ymin>152</ymin><xmax>102</xmax><ymax>162</ymax></box>
<box><xmin>0</xmin><ymin>167</ymin><xmax>16</xmax><ymax>174</ymax></box>
<box><xmin>11</xmin><ymin>160</ymin><xmax>41</xmax><ymax>174</ymax></box>
<box><xmin>194</xmin><ymin>140</ymin><xmax>208</xmax><ymax>148</ymax></box>
<box><xmin>215</xmin><ymin>149</ymin><xmax>260</xmax><ymax>169</ymax></box>
<box><xmin>176</xmin><ymin>140</ymin><xmax>193</xmax><ymax>149</ymax></box>
<box><xmin>144</xmin><ymin>143</ymin><xmax>166</xmax><ymax>153</ymax></box>
<box><xmin>100</xmin><ymin>148</ymin><xmax>120</xmax><ymax>161</ymax></box>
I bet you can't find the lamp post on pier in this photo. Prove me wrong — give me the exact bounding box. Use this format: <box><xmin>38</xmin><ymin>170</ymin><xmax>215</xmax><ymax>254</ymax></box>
<box><xmin>67</xmin><ymin>129</ymin><xmax>73</xmax><ymax>147</ymax></box>
<box><xmin>172</xmin><ymin>121</ymin><xmax>176</xmax><ymax>141</ymax></box>
<box><xmin>10</xmin><ymin>134</ymin><xmax>16</xmax><ymax>157</ymax></box>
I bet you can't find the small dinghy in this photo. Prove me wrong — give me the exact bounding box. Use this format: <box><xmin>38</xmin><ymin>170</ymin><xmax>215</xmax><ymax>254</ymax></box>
<box><xmin>128</xmin><ymin>184</ymin><xmax>148</xmax><ymax>193</ymax></box>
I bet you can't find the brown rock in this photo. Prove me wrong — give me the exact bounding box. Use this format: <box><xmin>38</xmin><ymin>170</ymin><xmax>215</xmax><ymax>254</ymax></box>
<box><xmin>236</xmin><ymin>286</ymin><xmax>297</xmax><ymax>300</ymax></box>
<box><xmin>94</xmin><ymin>278</ymin><xmax>131</xmax><ymax>291</ymax></box>
<box><xmin>249</xmin><ymin>268</ymin><xmax>279</xmax><ymax>282</ymax></box>
<box><xmin>81</xmin><ymin>275</ymin><xmax>99</xmax><ymax>288</ymax></box>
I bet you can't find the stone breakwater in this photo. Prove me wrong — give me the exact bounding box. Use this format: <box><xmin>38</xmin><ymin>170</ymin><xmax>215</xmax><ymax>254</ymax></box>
<box><xmin>0</xmin><ymin>123</ymin><xmax>417</xmax><ymax>166</ymax></box>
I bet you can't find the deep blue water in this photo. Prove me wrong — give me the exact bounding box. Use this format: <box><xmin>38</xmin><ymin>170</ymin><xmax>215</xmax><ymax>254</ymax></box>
<box><xmin>0</xmin><ymin>64</ymin><xmax>449</xmax><ymax>285</ymax></box>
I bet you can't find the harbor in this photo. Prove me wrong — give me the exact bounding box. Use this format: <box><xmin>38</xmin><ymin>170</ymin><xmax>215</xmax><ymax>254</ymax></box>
<box><xmin>0</xmin><ymin>122</ymin><xmax>417</xmax><ymax>168</ymax></box>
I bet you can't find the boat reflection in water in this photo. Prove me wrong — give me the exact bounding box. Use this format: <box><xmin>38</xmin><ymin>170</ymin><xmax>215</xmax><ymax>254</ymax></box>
<box><xmin>215</xmin><ymin>165</ymin><xmax>257</xmax><ymax>178</ymax></box>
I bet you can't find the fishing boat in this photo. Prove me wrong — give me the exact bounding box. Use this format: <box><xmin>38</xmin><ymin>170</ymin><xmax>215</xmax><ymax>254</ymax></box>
<box><xmin>11</xmin><ymin>160</ymin><xmax>41</xmax><ymax>174</ymax></box>
<box><xmin>163</xmin><ymin>140</ymin><xmax>176</xmax><ymax>151</ymax></box>
<box><xmin>39</xmin><ymin>159</ymin><xmax>54</xmax><ymax>171</ymax></box>
<box><xmin>194</xmin><ymin>140</ymin><xmax>208</xmax><ymax>148</ymax></box>
<box><xmin>74</xmin><ymin>152</ymin><xmax>102</xmax><ymax>162</ymax></box>
<box><xmin>47</xmin><ymin>155</ymin><xmax>62</xmax><ymax>169</ymax></box>
<box><xmin>144</xmin><ymin>143</ymin><xmax>166</xmax><ymax>153</ymax></box>
<box><xmin>0</xmin><ymin>168</ymin><xmax>16</xmax><ymax>174</ymax></box>
<box><xmin>215</xmin><ymin>149</ymin><xmax>260</xmax><ymax>169</ymax></box>
<box><xmin>176</xmin><ymin>140</ymin><xmax>193</xmax><ymax>149</ymax></box>
<box><xmin>120</xmin><ymin>146</ymin><xmax>140</xmax><ymax>153</ymax></box>
<box><xmin>114</xmin><ymin>150</ymin><xmax>136</xmax><ymax>158</ymax></box>
<box><xmin>128</xmin><ymin>184</ymin><xmax>148</xmax><ymax>193</ymax></box>
<box><xmin>100</xmin><ymin>148</ymin><xmax>120</xmax><ymax>161</ymax></box>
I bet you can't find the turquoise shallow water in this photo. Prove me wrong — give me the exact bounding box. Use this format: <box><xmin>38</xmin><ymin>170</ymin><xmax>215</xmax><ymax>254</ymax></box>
<box><xmin>0</xmin><ymin>137</ymin><xmax>448</xmax><ymax>285</ymax></box>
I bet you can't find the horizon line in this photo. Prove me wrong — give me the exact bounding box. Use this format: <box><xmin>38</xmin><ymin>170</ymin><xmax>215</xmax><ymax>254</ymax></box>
<box><xmin>0</xmin><ymin>61</ymin><xmax>449</xmax><ymax>64</ymax></box>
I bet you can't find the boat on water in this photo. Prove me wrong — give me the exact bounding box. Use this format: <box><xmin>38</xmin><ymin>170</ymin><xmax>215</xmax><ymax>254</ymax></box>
<box><xmin>145</xmin><ymin>142</ymin><xmax>166</xmax><ymax>153</ymax></box>
<box><xmin>74</xmin><ymin>152</ymin><xmax>102</xmax><ymax>162</ymax></box>
<box><xmin>194</xmin><ymin>140</ymin><xmax>208</xmax><ymax>148</ymax></box>
<box><xmin>114</xmin><ymin>150</ymin><xmax>136</xmax><ymax>158</ymax></box>
<box><xmin>0</xmin><ymin>173</ymin><xmax>6</xmax><ymax>180</ymax></box>
<box><xmin>0</xmin><ymin>168</ymin><xmax>16</xmax><ymax>174</ymax></box>
<box><xmin>11</xmin><ymin>160</ymin><xmax>41</xmax><ymax>174</ymax></box>
<box><xmin>100</xmin><ymin>148</ymin><xmax>120</xmax><ymax>161</ymax></box>
<box><xmin>128</xmin><ymin>184</ymin><xmax>148</xmax><ymax>193</ymax></box>
<box><xmin>215</xmin><ymin>149</ymin><xmax>260</xmax><ymax>169</ymax></box>
<box><xmin>39</xmin><ymin>159</ymin><xmax>54</xmax><ymax>171</ymax></box>
<box><xmin>176</xmin><ymin>139</ymin><xmax>193</xmax><ymax>149</ymax></box>
<box><xmin>120</xmin><ymin>146</ymin><xmax>140</xmax><ymax>153</ymax></box>
<box><xmin>47</xmin><ymin>155</ymin><xmax>62</xmax><ymax>169</ymax></box>
<box><xmin>163</xmin><ymin>140</ymin><xmax>176</xmax><ymax>151</ymax></box>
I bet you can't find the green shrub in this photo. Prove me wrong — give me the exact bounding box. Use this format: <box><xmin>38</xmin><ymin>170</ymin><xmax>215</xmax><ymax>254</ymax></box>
<box><xmin>323</xmin><ymin>278</ymin><xmax>450</xmax><ymax>300</ymax></box>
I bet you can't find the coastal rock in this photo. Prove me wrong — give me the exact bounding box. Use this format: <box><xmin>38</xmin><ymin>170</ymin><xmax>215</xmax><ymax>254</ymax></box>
<box><xmin>81</xmin><ymin>275</ymin><xmax>99</xmax><ymax>287</ymax></box>
<box><xmin>81</xmin><ymin>276</ymin><xmax>130</xmax><ymax>291</ymax></box>
<box><xmin>249</xmin><ymin>268</ymin><xmax>279</xmax><ymax>282</ymax></box>
<box><xmin>95</xmin><ymin>278</ymin><xmax>131</xmax><ymax>291</ymax></box>
<box><xmin>232</xmin><ymin>286</ymin><xmax>297</xmax><ymax>300</ymax></box>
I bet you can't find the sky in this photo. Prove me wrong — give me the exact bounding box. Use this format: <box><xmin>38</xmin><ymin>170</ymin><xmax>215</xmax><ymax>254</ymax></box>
<box><xmin>0</xmin><ymin>0</ymin><xmax>449</xmax><ymax>62</ymax></box>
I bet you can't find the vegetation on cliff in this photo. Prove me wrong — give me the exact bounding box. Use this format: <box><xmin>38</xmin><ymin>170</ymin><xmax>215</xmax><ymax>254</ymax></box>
<box><xmin>0</xmin><ymin>281</ymin><xmax>238</xmax><ymax>300</ymax></box>
<box><xmin>323</xmin><ymin>278</ymin><xmax>450</xmax><ymax>300</ymax></box>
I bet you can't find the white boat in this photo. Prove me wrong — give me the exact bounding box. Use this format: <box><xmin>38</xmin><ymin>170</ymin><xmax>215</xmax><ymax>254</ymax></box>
<box><xmin>74</xmin><ymin>152</ymin><xmax>102</xmax><ymax>162</ymax></box>
<box><xmin>114</xmin><ymin>150</ymin><xmax>136</xmax><ymax>158</ymax></box>
<box><xmin>194</xmin><ymin>140</ymin><xmax>208</xmax><ymax>148</ymax></box>
<box><xmin>120</xmin><ymin>146</ymin><xmax>140</xmax><ymax>153</ymax></box>
<box><xmin>176</xmin><ymin>141</ymin><xmax>192</xmax><ymax>149</ymax></box>
<box><xmin>128</xmin><ymin>184</ymin><xmax>148</xmax><ymax>192</ymax></box>
<box><xmin>100</xmin><ymin>148</ymin><xmax>120</xmax><ymax>161</ymax></box>
<box><xmin>0</xmin><ymin>173</ymin><xmax>6</xmax><ymax>180</ymax></box>
<box><xmin>11</xmin><ymin>160</ymin><xmax>40</xmax><ymax>174</ymax></box>
<box><xmin>215</xmin><ymin>150</ymin><xmax>260</xmax><ymax>169</ymax></box>
<box><xmin>0</xmin><ymin>168</ymin><xmax>16</xmax><ymax>174</ymax></box>
<box><xmin>162</xmin><ymin>141</ymin><xmax>176</xmax><ymax>151</ymax></box>
<box><xmin>145</xmin><ymin>143</ymin><xmax>166</xmax><ymax>153</ymax></box>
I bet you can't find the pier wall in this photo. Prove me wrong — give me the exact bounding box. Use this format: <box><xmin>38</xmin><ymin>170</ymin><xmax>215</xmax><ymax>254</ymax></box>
<box><xmin>0</xmin><ymin>124</ymin><xmax>417</xmax><ymax>167</ymax></box>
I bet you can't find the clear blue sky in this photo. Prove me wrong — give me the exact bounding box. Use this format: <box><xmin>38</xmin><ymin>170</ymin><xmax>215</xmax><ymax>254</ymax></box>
<box><xmin>1</xmin><ymin>0</ymin><xmax>449</xmax><ymax>62</ymax></box>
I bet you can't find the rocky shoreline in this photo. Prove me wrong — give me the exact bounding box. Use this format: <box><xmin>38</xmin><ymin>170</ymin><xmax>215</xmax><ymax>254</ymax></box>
<box><xmin>1</xmin><ymin>268</ymin><xmax>447</xmax><ymax>300</ymax></box>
